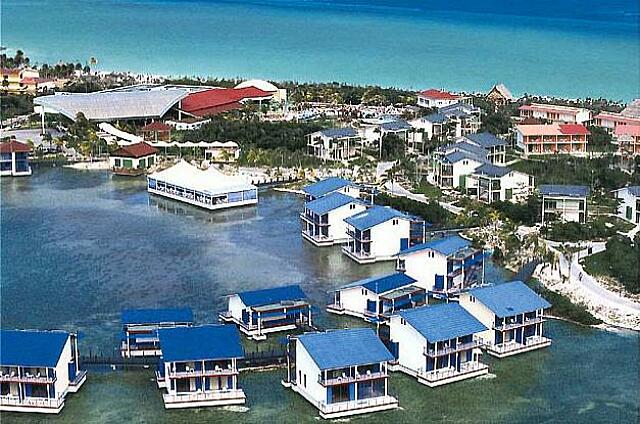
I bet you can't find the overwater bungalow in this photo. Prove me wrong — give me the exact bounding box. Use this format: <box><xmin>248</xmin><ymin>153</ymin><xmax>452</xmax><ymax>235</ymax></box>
<box><xmin>387</xmin><ymin>304</ymin><xmax>488</xmax><ymax>387</ymax></box>
<box><xmin>120</xmin><ymin>308</ymin><xmax>193</xmax><ymax>358</ymax></box>
<box><xmin>459</xmin><ymin>281</ymin><xmax>552</xmax><ymax>358</ymax></box>
<box><xmin>342</xmin><ymin>206</ymin><xmax>425</xmax><ymax>264</ymax></box>
<box><xmin>301</xmin><ymin>192</ymin><xmax>367</xmax><ymax>246</ymax></box>
<box><xmin>0</xmin><ymin>330</ymin><xmax>87</xmax><ymax>414</ymax></box>
<box><xmin>0</xmin><ymin>140</ymin><xmax>32</xmax><ymax>177</ymax></box>
<box><xmin>147</xmin><ymin>160</ymin><xmax>258</xmax><ymax>210</ymax></box>
<box><xmin>219</xmin><ymin>285</ymin><xmax>312</xmax><ymax>340</ymax></box>
<box><xmin>282</xmin><ymin>328</ymin><xmax>398</xmax><ymax>419</ymax></box>
<box><xmin>156</xmin><ymin>325</ymin><xmax>245</xmax><ymax>409</ymax></box>
<box><xmin>302</xmin><ymin>177</ymin><xmax>361</xmax><ymax>202</ymax></box>
<box><xmin>326</xmin><ymin>272</ymin><xmax>426</xmax><ymax>323</ymax></box>
<box><xmin>396</xmin><ymin>235</ymin><xmax>484</xmax><ymax>298</ymax></box>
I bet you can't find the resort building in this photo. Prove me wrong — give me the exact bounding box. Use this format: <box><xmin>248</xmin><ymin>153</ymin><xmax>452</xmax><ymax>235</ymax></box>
<box><xmin>409</xmin><ymin>113</ymin><xmax>447</xmax><ymax>144</ymax></box>
<box><xmin>1</xmin><ymin>68</ymin><xmax>42</xmax><ymax>94</ymax></box>
<box><xmin>147</xmin><ymin>160</ymin><xmax>258</xmax><ymax>210</ymax></box>
<box><xmin>342</xmin><ymin>206</ymin><xmax>424</xmax><ymax>264</ymax></box>
<box><xmin>459</xmin><ymin>281</ymin><xmax>552</xmax><ymax>358</ymax></box>
<box><xmin>0</xmin><ymin>140</ymin><xmax>32</xmax><ymax>177</ymax></box>
<box><xmin>396</xmin><ymin>235</ymin><xmax>483</xmax><ymax>298</ymax></box>
<box><xmin>300</xmin><ymin>192</ymin><xmax>367</xmax><ymax>246</ymax></box>
<box><xmin>120</xmin><ymin>308</ymin><xmax>193</xmax><ymax>358</ymax></box>
<box><xmin>0</xmin><ymin>330</ymin><xmax>87</xmax><ymax>414</ymax></box>
<box><xmin>613</xmin><ymin>186</ymin><xmax>640</xmax><ymax>224</ymax></box>
<box><xmin>417</xmin><ymin>89</ymin><xmax>468</xmax><ymax>109</ymax></box>
<box><xmin>467</xmin><ymin>164</ymin><xmax>534</xmax><ymax>203</ymax></box>
<box><xmin>140</xmin><ymin>121</ymin><xmax>172</xmax><ymax>142</ymax></box>
<box><xmin>540</xmin><ymin>184</ymin><xmax>590</xmax><ymax>225</ymax></box>
<box><xmin>592</xmin><ymin>111</ymin><xmax>640</xmax><ymax>133</ymax></box>
<box><xmin>326</xmin><ymin>272</ymin><xmax>427</xmax><ymax>323</ymax></box>
<box><xmin>387</xmin><ymin>303</ymin><xmax>488</xmax><ymax>386</ymax></box>
<box><xmin>462</xmin><ymin>132</ymin><xmax>507</xmax><ymax>165</ymax></box>
<box><xmin>204</xmin><ymin>141</ymin><xmax>241</xmax><ymax>163</ymax></box>
<box><xmin>283</xmin><ymin>328</ymin><xmax>398</xmax><ymax>419</ymax></box>
<box><xmin>306</xmin><ymin>128</ymin><xmax>362</xmax><ymax>162</ymax></box>
<box><xmin>219</xmin><ymin>285</ymin><xmax>311</xmax><ymax>340</ymax></box>
<box><xmin>157</xmin><ymin>325</ymin><xmax>245</xmax><ymax>409</ymax></box>
<box><xmin>180</xmin><ymin>86</ymin><xmax>275</xmax><ymax>117</ymax></box>
<box><xmin>515</xmin><ymin>124</ymin><xmax>590</xmax><ymax>156</ymax></box>
<box><xmin>109</xmin><ymin>142</ymin><xmax>159</xmax><ymax>176</ymax></box>
<box><xmin>437</xmin><ymin>103</ymin><xmax>482</xmax><ymax>138</ymax></box>
<box><xmin>518</xmin><ymin>103</ymin><xmax>591</xmax><ymax>124</ymax></box>
<box><xmin>302</xmin><ymin>177</ymin><xmax>361</xmax><ymax>202</ymax></box>
<box><xmin>486</xmin><ymin>84</ymin><xmax>515</xmax><ymax>107</ymax></box>
<box><xmin>433</xmin><ymin>148</ymin><xmax>488</xmax><ymax>189</ymax></box>
<box><xmin>614</xmin><ymin>125</ymin><xmax>640</xmax><ymax>156</ymax></box>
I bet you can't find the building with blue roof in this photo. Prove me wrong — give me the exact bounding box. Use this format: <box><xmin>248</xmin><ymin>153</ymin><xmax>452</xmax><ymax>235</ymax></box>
<box><xmin>156</xmin><ymin>325</ymin><xmax>246</xmax><ymax>409</ymax></box>
<box><xmin>0</xmin><ymin>329</ymin><xmax>87</xmax><ymax>414</ymax></box>
<box><xmin>388</xmin><ymin>304</ymin><xmax>489</xmax><ymax>386</ymax></box>
<box><xmin>397</xmin><ymin>234</ymin><xmax>484</xmax><ymax>298</ymax></box>
<box><xmin>539</xmin><ymin>184</ymin><xmax>590</xmax><ymax>225</ymax></box>
<box><xmin>468</xmin><ymin>163</ymin><xmax>534</xmax><ymax>204</ymax></box>
<box><xmin>462</xmin><ymin>132</ymin><xmax>508</xmax><ymax>165</ymax></box>
<box><xmin>283</xmin><ymin>328</ymin><xmax>398</xmax><ymax>419</ymax></box>
<box><xmin>220</xmin><ymin>285</ymin><xmax>312</xmax><ymax>340</ymax></box>
<box><xmin>301</xmin><ymin>192</ymin><xmax>367</xmax><ymax>246</ymax></box>
<box><xmin>460</xmin><ymin>281</ymin><xmax>552</xmax><ymax>358</ymax></box>
<box><xmin>613</xmin><ymin>186</ymin><xmax>640</xmax><ymax>224</ymax></box>
<box><xmin>306</xmin><ymin>128</ymin><xmax>362</xmax><ymax>162</ymax></box>
<box><xmin>302</xmin><ymin>177</ymin><xmax>360</xmax><ymax>201</ymax></box>
<box><xmin>433</xmin><ymin>142</ymin><xmax>488</xmax><ymax>189</ymax></box>
<box><xmin>327</xmin><ymin>272</ymin><xmax>426</xmax><ymax>323</ymax></box>
<box><xmin>120</xmin><ymin>308</ymin><xmax>193</xmax><ymax>358</ymax></box>
<box><xmin>343</xmin><ymin>206</ymin><xmax>425</xmax><ymax>264</ymax></box>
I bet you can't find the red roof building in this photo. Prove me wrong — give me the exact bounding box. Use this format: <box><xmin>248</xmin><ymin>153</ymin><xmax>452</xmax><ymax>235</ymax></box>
<box><xmin>181</xmin><ymin>87</ymin><xmax>274</xmax><ymax>117</ymax></box>
<box><xmin>140</xmin><ymin>122</ymin><xmax>172</xmax><ymax>142</ymax></box>
<box><xmin>515</xmin><ymin>124</ymin><xmax>590</xmax><ymax>156</ymax></box>
<box><xmin>417</xmin><ymin>89</ymin><xmax>466</xmax><ymax>108</ymax></box>
<box><xmin>1</xmin><ymin>140</ymin><xmax>32</xmax><ymax>176</ymax></box>
<box><xmin>614</xmin><ymin>125</ymin><xmax>640</xmax><ymax>155</ymax></box>
<box><xmin>0</xmin><ymin>140</ymin><xmax>32</xmax><ymax>153</ymax></box>
<box><xmin>112</xmin><ymin>142</ymin><xmax>159</xmax><ymax>159</ymax></box>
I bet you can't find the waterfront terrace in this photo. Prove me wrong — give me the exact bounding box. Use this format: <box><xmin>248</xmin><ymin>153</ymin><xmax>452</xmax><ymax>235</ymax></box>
<box><xmin>156</xmin><ymin>325</ymin><xmax>245</xmax><ymax>409</ymax></box>
<box><xmin>459</xmin><ymin>281</ymin><xmax>552</xmax><ymax>358</ymax></box>
<box><xmin>283</xmin><ymin>328</ymin><xmax>398</xmax><ymax>419</ymax></box>
<box><xmin>109</xmin><ymin>142</ymin><xmax>158</xmax><ymax>176</ymax></box>
<box><xmin>301</xmin><ymin>192</ymin><xmax>367</xmax><ymax>246</ymax></box>
<box><xmin>120</xmin><ymin>308</ymin><xmax>193</xmax><ymax>358</ymax></box>
<box><xmin>219</xmin><ymin>285</ymin><xmax>311</xmax><ymax>340</ymax></box>
<box><xmin>388</xmin><ymin>303</ymin><xmax>489</xmax><ymax>386</ymax></box>
<box><xmin>0</xmin><ymin>330</ymin><xmax>86</xmax><ymax>414</ymax></box>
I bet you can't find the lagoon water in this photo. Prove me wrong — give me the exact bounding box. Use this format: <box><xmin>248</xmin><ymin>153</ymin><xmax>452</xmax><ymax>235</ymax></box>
<box><xmin>1</xmin><ymin>167</ymin><xmax>639</xmax><ymax>423</ymax></box>
<box><xmin>2</xmin><ymin>0</ymin><xmax>639</xmax><ymax>101</ymax></box>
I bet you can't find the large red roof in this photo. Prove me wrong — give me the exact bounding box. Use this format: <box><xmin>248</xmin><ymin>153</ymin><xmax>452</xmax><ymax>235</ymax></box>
<box><xmin>181</xmin><ymin>87</ymin><xmax>274</xmax><ymax>116</ymax></box>
<box><xmin>418</xmin><ymin>89</ymin><xmax>460</xmax><ymax>100</ymax></box>
<box><xmin>112</xmin><ymin>142</ymin><xmax>159</xmax><ymax>158</ymax></box>
<box><xmin>0</xmin><ymin>140</ymin><xmax>31</xmax><ymax>153</ymax></box>
<box><xmin>141</xmin><ymin>121</ymin><xmax>172</xmax><ymax>132</ymax></box>
<box><xmin>558</xmin><ymin>124</ymin><xmax>590</xmax><ymax>135</ymax></box>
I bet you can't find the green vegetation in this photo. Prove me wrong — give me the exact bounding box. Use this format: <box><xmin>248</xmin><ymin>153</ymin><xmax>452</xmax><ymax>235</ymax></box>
<box><xmin>380</xmin><ymin>134</ymin><xmax>405</xmax><ymax>160</ymax></box>
<box><xmin>587</xmin><ymin>125</ymin><xmax>615</xmax><ymax>152</ymax></box>
<box><xmin>413</xmin><ymin>179</ymin><xmax>442</xmax><ymax>199</ymax></box>
<box><xmin>583</xmin><ymin>235</ymin><xmax>640</xmax><ymax>294</ymax></box>
<box><xmin>542</xmin><ymin>216</ymin><xmax>634</xmax><ymax>242</ymax></box>
<box><xmin>456</xmin><ymin>195</ymin><xmax>540</xmax><ymax>227</ymax></box>
<box><xmin>375</xmin><ymin>193</ymin><xmax>454</xmax><ymax>228</ymax></box>
<box><xmin>0</xmin><ymin>94</ymin><xmax>34</xmax><ymax>120</ymax></box>
<box><xmin>281</xmin><ymin>81</ymin><xmax>415</xmax><ymax>105</ymax></box>
<box><xmin>526</xmin><ymin>279</ymin><xmax>603</xmax><ymax>326</ymax></box>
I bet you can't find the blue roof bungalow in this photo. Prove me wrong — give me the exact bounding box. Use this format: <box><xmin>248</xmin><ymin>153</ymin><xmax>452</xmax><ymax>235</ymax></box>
<box><xmin>157</xmin><ymin>325</ymin><xmax>245</xmax><ymax>409</ymax></box>
<box><xmin>0</xmin><ymin>330</ymin><xmax>87</xmax><ymax>414</ymax></box>
<box><xmin>282</xmin><ymin>328</ymin><xmax>398</xmax><ymax>419</ymax></box>
<box><xmin>306</xmin><ymin>128</ymin><xmax>363</xmax><ymax>162</ymax></box>
<box><xmin>397</xmin><ymin>235</ymin><xmax>484</xmax><ymax>298</ymax></box>
<box><xmin>302</xmin><ymin>177</ymin><xmax>361</xmax><ymax>202</ymax></box>
<box><xmin>326</xmin><ymin>272</ymin><xmax>427</xmax><ymax>323</ymax></box>
<box><xmin>540</xmin><ymin>184</ymin><xmax>590</xmax><ymax>225</ymax></box>
<box><xmin>301</xmin><ymin>192</ymin><xmax>368</xmax><ymax>246</ymax></box>
<box><xmin>120</xmin><ymin>308</ymin><xmax>193</xmax><ymax>358</ymax></box>
<box><xmin>462</xmin><ymin>132</ymin><xmax>508</xmax><ymax>165</ymax></box>
<box><xmin>219</xmin><ymin>285</ymin><xmax>312</xmax><ymax>341</ymax></box>
<box><xmin>388</xmin><ymin>304</ymin><xmax>488</xmax><ymax>387</ymax></box>
<box><xmin>342</xmin><ymin>206</ymin><xmax>425</xmax><ymax>264</ymax></box>
<box><xmin>459</xmin><ymin>281</ymin><xmax>552</xmax><ymax>358</ymax></box>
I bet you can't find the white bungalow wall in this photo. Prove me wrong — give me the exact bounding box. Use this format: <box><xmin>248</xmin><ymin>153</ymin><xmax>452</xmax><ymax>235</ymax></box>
<box><xmin>616</xmin><ymin>189</ymin><xmax>640</xmax><ymax>223</ymax></box>
<box><xmin>458</xmin><ymin>293</ymin><xmax>495</xmax><ymax>342</ymax></box>
<box><xmin>401</xmin><ymin>249</ymin><xmax>448</xmax><ymax>292</ymax></box>
<box><xmin>228</xmin><ymin>295</ymin><xmax>247</xmax><ymax>322</ymax></box>
<box><xmin>451</xmin><ymin>159</ymin><xmax>483</xmax><ymax>189</ymax></box>
<box><xmin>327</xmin><ymin>203</ymin><xmax>368</xmax><ymax>241</ymax></box>
<box><xmin>388</xmin><ymin>315</ymin><xmax>426</xmax><ymax>372</ymax></box>
<box><xmin>295</xmin><ymin>342</ymin><xmax>325</xmax><ymax>403</ymax></box>
<box><xmin>338</xmin><ymin>286</ymin><xmax>379</xmax><ymax>316</ymax></box>
<box><xmin>369</xmin><ymin>218</ymin><xmax>411</xmax><ymax>258</ymax></box>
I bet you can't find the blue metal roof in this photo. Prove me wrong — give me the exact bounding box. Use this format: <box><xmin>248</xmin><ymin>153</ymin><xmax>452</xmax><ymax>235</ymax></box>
<box><xmin>440</xmin><ymin>141</ymin><xmax>488</xmax><ymax>159</ymax></box>
<box><xmin>474</xmin><ymin>163</ymin><xmax>512</xmax><ymax>178</ymax></box>
<box><xmin>122</xmin><ymin>308</ymin><xmax>193</xmax><ymax>325</ymax></box>
<box><xmin>344</xmin><ymin>206</ymin><xmax>410</xmax><ymax>231</ymax></box>
<box><xmin>469</xmin><ymin>281</ymin><xmax>551</xmax><ymax>318</ymax></box>
<box><xmin>380</xmin><ymin>120</ymin><xmax>411</xmax><ymax>131</ymax></box>
<box><xmin>158</xmin><ymin>325</ymin><xmax>244</xmax><ymax>362</ymax></box>
<box><xmin>539</xmin><ymin>185</ymin><xmax>590</xmax><ymax>198</ymax></box>
<box><xmin>424</xmin><ymin>113</ymin><xmax>447</xmax><ymax>123</ymax></box>
<box><xmin>399</xmin><ymin>303</ymin><xmax>487</xmax><ymax>342</ymax></box>
<box><xmin>319</xmin><ymin>128</ymin><xmax>359</xmax><ymax>138</ymax></box>
<box><xmin>338</xmin><ymin>272</ymin><xmax>417</xmax><ymax>294</ymax></box>
<box><xmin>304</xmin><ymin>192</ymin><xmax>362</xmax><ymax>216</ymax></box>
<box><xmin>625</xmin><ymin>186</ymin><xmax>640</xmax><ymax>196</ymax></box>
<box><xmin>465</xmin><ymin>132</ymin><xmax>507</xmax><ymax>148</ymax></box>
<box><xmin>297</xmin><ymin>328</ymin><xmax>393</xmax><ymax>370</ymax></box>
<box><xmin>303</xmin><ymin>177</ymin><xmax>354</xmax><ymax>198</ymax></box>
<box><xmin>399</xmin><ymin>234</ymin><xmax>472</xmax><ymax>256</ymax></box>
<box><xmin>237</xmin><ymin>284</ymin><xmax>307</xmax><ymax>307</ymax></box>
<box><xmin>0</xmin><ymin>330</ymin><xmax>69</xmax><ymax>368</ymax></box>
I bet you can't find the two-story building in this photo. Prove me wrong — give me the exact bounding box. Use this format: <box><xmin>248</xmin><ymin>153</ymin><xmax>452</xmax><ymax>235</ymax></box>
<box><xmin>156</xmin><ymin>325</ymin><xmax>245</xmax><ymax>409</ymax></box>
<box><xmin>387</xmin><ymin>303</ymin><xmax>488</xmax><ymax>386</ymax></box>
<box><xmin>396</xmin><ymin>234</ymin><xmax>483</xmax><ymax>298</ymax></box>
<box><xmin>614</xmin><ymin>125</ymin><xmax>640</xmax><ymax>156</ymax></box>
<box><xmin>283</xmin><ymin>328</ymin><xmax>398</xmax><ymax>419</ymax></box>
<box><xmin>0</xmin><ymin>330</ymin><xmax>87</xmax><ymax>414</ymax></box>
<box><xmin>437</xmin><ymin>103</ymin><xmax>482</xmax><ymax>138</ymax></box>
<box><xmin>434</xmin><ymin>149</ymin><xmax>488</xmax><ymax>190</ymax></box>
<box><xmin>326</xmin><ymin>272</ymin><xmax>426</xmax><ymax>323</ymax></box>
<box><xmin>110</xmin><ymin>142</ymin><xmax>159</xmax><ymax>176</ymax></box>
<box><xmin>120</xmin><ymin>308</ymin><xmax>193</xmax><ymax>358</ymax></box>
<box><xmin>467</xmin><ymin>164</ymin><xmax>534</xmax><ymax>203</ymax></box>
<box><xmin>613</xmin><ymin>186</ymin><xmax>640</xmax><ymax>224</ymax></box>
<box><xmin>515</xmin><ymin>124</ymin><xmax>590</xmax><ymax>156</ymax></box>
<box><xmin>459</xmin><ymin>281</ymin><xmax>552</xmax><ymax>358</ymax></box>
<box><xmin>302</xmin><ymin>177</ymin><xmax>361</xmax><ymax>202</ymax></box>
<box><xmin>306</xmin><ymin>128</ymin><xmax>362</xmax><ymax>162</ymax></box>
<box><xmin>0</xmin><ymin>140</ymin><xmax>32</xmax><ymax>177</ymax></box>
<box><xmin>417</xmin><ymin>89</ymin><xmax>468</xmax><ymax>109</ymax></box>
<box><xmin>219</xmin><ymin>285</ymin><xmax>312</xmax><ymax>340</ymax></box>
<box><xmin>342</xmin><ymin>206</ymin><xmax>424</xmax><ymax>264</ymax></box>
<box><xmin>540</xmin><ymin>184</ymin><xmax>590</xmax><ymax>225</ymax></box>
<box><xmin>300</xmin><ymin>192</ymin><xmax>368</xmax><ymax>246</ymax></box>
<box><xmin>518</xmin><ymin>103</ymin><xmax>591</xmax><ymax>124</ymax></box>
<box><xmin>462</xmin><ymin>132</ymin><xmax>507</xmax><ymax>165</ymax></box>
<box><xmin>592</xmin><ymin>111</ymin><xmax>640</xmax><ymax>133</ymax></box>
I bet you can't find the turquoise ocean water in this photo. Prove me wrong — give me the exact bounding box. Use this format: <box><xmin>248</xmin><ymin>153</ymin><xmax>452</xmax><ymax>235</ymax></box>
<box><xmin>1</xmin><ymin>168</ymin><xmax>639</xmax><ymax>423</ymax></box>
<box><xmin>2</xmin><ymin>0</ymin><xmax>639</xmax><ymax>100</ymax></box>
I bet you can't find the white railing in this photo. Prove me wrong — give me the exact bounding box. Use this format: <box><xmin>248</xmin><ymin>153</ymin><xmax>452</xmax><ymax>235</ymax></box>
<box><xmin>341</xmin><ymin>246</ymin><xmax>372</xmax><ymax>259</ymax></box>
<box><xmin>163</xmin><ymin>389</ymin><xmax>245</xmax><ymax>404</ymax></box>
<box><xmin>495</xmin><ymin>316</ymin><xmax>545</xmax><ymax>331</ymax></box>
<box><xmin>0</xmin><ymin>395</ymin><xmax>64</xmax><ymax>409</ymax></box>
<box><xmin>168</xmin><ymin>368</ymin><xmax>238</xmax><ymax>378</ymax></box>
<box><xmin>488</xmin><ymin>336</ymin><xmax>551</xmax><ymax>354</ymax></box>
<box><xmin>423</xmin><ymin>339</ymin><xmax>484</xmax><ymax>357</ymax></box>
<box><xmin>319</xmin><ymin>371</ymin><xmax>387</xmax><ymax>386</ymax></box>
<box><xmin>418</xmin><ymin>361</ymin><xmax>488</xmax><ymax>382</ymax></box>
<box><xmin>0</xmin><ymin>374</ymin><xmax>56</xmax><ymax>384</ymax></box>
<box><xmin>319</xmin><ymin>395</ymin><xmax>398</xmax><ymax>415</ymax></box>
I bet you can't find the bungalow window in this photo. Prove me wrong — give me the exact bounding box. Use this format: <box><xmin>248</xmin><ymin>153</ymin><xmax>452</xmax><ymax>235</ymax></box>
<box><xmin>349</xmin><ymin>204</ymin><xmax>356</xmax><ymax>210</ymax></box>
<box><xmin>470</xmin><ymin>295</ymin><xmax>476</xmax><ymax>303</ymax></box>
<box><xmin>392</xmin><ymin>219</ymin><xmax>398</xmax><ymax>225</ymax></box>
<box><xmin>114</xmin><ymin>158</ymin><xmax>121</xmax><ymax>167</ymax></box>
<box><xmin>303</xmin><ymin>374</ymin><xmax>307</xmax><ymax>388</ymax></box>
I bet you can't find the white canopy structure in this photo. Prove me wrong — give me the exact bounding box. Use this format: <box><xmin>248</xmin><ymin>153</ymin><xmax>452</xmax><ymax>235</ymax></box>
<box><xmin>98</xmin><ymin>123</ymin><xmax>143</xmax><ymax>144</ymax></box>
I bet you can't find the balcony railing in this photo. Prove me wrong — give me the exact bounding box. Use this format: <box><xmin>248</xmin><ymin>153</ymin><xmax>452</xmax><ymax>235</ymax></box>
<box><xmin>418</xmin><ymin>361</ymin><xmax>488</xmax><ymax>382</ymax></box>
<box><xmin>163</xmin><ymin>388</ymin><xmax>245</xmax><ymax>404</ymax></box>
<box><xmin>0</xmin><ymin>373</ymin><xmax>56</xmax><ymax>384</ymax></box>
<box><xmin>342</xmin><ymin>246</ymin><xmax>372</xmax><ymax>258</ymax></box>
<box><xmin>423</xmin><ymin>339</ymin><xmax>484</xmax><ymax>357</ymax></box>
<box><xmin>488</xmin><ymin>336</ymin><xmax>551</xmax><ymax>355</ymax></box>
<box><xmin>319</xmin><ymin>371</ymin><xmax>388</xmax><ymax>386</ymax></box>
<box><xmin>0</xmin><ymin>395</ymin><xmax>64</xmax><ymax>409</ymax></box>
<box><xmin>299</xmin><ymin>213</ymin><xmax>329</xmax><ymax>226</ymax></box>
<box><xmin>167</xmin><ymin>367</ymin><xmax>238</xmax><ymax>379</ymax></box>
<box><xmin>346</xmin><ymin>230</ymin><xmax>371</xmax><ymax>241</ymax></box>
<box><xmin>494</xmin><ymin>316</ymin><xmax>545</xmax><ymax>331</ymax></box>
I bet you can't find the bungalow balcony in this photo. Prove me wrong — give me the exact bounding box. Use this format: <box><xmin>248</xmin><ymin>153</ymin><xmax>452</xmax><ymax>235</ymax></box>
<box><xmin>416</xmin><ymin>361</ymin><xmax>489</xmax><ymax>387</ymax></box>
<box><xmin>486</xmin><ymin>335</ymin><xmax>552</xmax><ymax>358</ymax></box>
<box><xmin>301</xmin><ymin>229</ymin><xmax>335</xmax><ymax>246</ymax></box>
<box><xmin>162</xmin><ymin>388</ymin><xmax>246</xmax><ymax>409</ymax></box>
<box><xmin>342</xmin><ymin>246</ymin><xmax>376</xmax><ymax>264</ymax></box>
<box><xmin>494</xmin><ymin>316</ymin><xmax>545</xmax><ymax>331</ymax></box>
<box><xmin>423</xmin><ymin>339</ymin><xmax>484</xmax><ymax>357</ymax></box>
<box><xmin>346</xmin><ymin>229</ymin><xmax>371</xmax><ymax>242</ymax></box>
<box><xmin>318</xmin><ymin>370</ymin><xmax>388</xmax><ymax>386</ymax></box>
<box><xmin>0</xmin><ymin>394</ymin><xmax>65</xmax><ymax>413</ymax></box>
<box><xmin>0</xmin><ymin>369</ymin><xmax>56</xmax><ymax>384</ymax></box>
<box><xmin>300</xmin><ymin>213</ymin><xmax>329</xmax><ymax>227</ymax></box>
<box><xmin>316</xmin><ymin>395</ymin><xmax>398</xmax><ymax>419</ymax></box>
<box><xmin>166</xmin><ymin>366</ymin><xmax>238</xmax><ymax>379</ymax></box>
